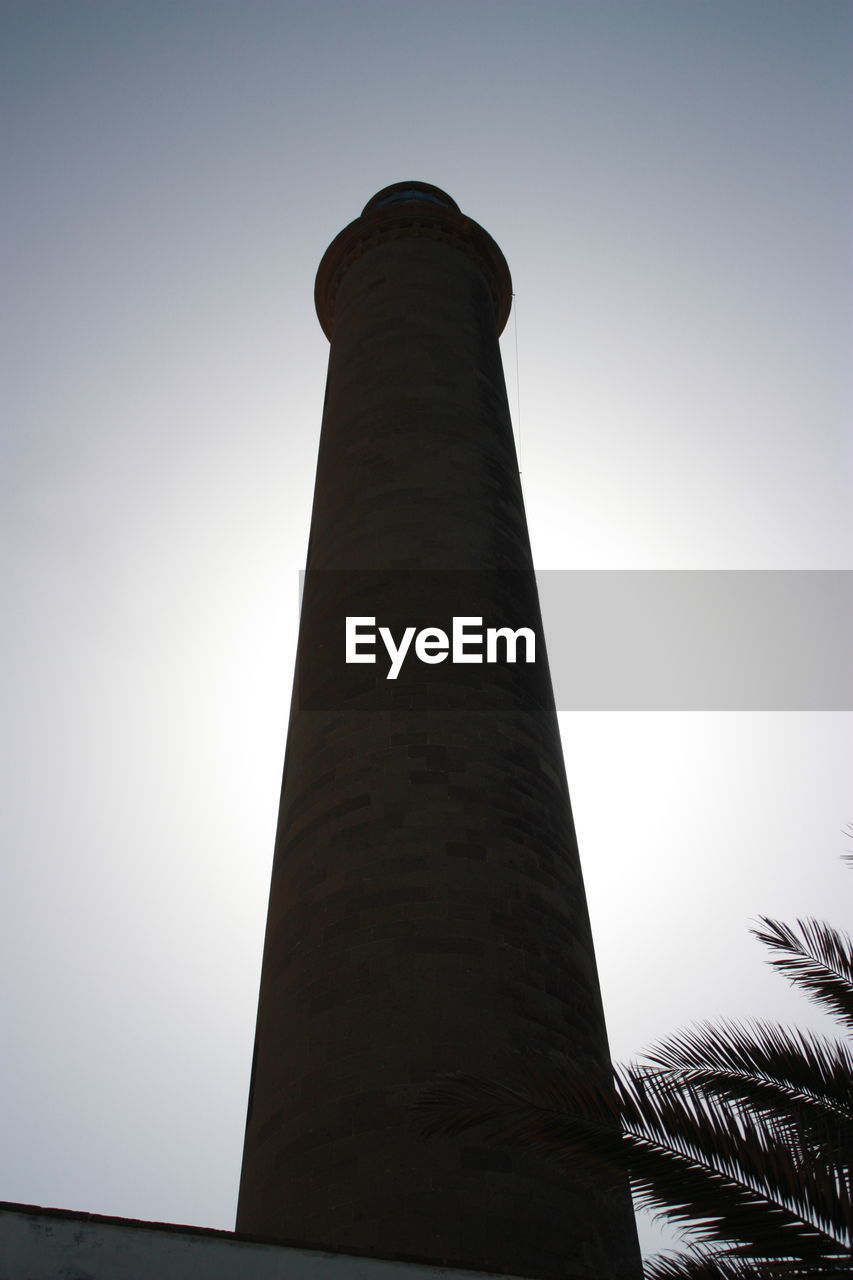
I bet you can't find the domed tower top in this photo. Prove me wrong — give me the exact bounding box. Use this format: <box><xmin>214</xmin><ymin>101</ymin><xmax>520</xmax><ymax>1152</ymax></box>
<box><xmin>361</xmin><ymin>180</ymin><xmax>460</xmax><ymax>215</ymax></box>
<box><xmin>315</xmin><ymin>180</ymin><xmax>512</xmax><ymax>340</ymax></box>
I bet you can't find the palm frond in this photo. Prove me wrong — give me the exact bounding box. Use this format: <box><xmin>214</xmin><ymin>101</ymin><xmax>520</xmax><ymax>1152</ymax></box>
<box><xmin>638</xmin><ymin>1020</ymin><xmax>853</xmax><ymax>1184</ymax></box>
<box><xmin>418</xmin><ymin>1069</ymin><xmax>851</xmax><ymax>1257</ymax></box>
<box><xmin>752</xmin><ymin>917</ymin><xmax>853</xmax><ymax>1029</ymax></box>
<box><xmin>418</xmin><ymin>1070</ymin><xmax>624</xmax><ymax>1171</ymax></box>
<box><xmin>420</xmin><ymin>856</ymin><xmax>853</xmax><ymax>1272</ymax></box>
<box><xmin>644</xmin><ymin>1019</ymin><xmax>853</xmax><ymax>1121</ymax></box>
<box><xmin>644</xmin><ymin>1248</ymin><xmax>792</xmax><ymax>1279</ymax></box>
<box><xmin>644</xmin><ymin>1254</ymin><xmax>747</xmax><ymax>1280</ymax></box>
<box><xmin>644</xmin><ymin>1247</ymin><xmax>853</xmax><ymax>1279</ymax></box>
<box><xmin>615</xmin><ymin>1067</ymin><xmax>850</xmax><ymax>1252</ymax></box>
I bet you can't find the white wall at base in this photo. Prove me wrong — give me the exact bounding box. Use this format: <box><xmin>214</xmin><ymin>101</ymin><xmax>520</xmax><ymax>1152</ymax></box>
<box><xmin>0</xmin><ymin>1203</ymin><xmax>517</xmax><ymax>1280</ymax></box>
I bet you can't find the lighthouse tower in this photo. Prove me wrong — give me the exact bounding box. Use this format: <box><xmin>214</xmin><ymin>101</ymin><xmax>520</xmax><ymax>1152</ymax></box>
<box><xmin>236</xmin><ymin>183</ymin><xmax>641</xmax><ymax>1280</ymax></box>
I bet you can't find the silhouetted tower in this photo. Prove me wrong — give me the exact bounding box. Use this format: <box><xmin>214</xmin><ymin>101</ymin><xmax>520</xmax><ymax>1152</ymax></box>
<box><xmin>237</xmin><ymin>183</ymin><xmax>641</xmax><ymax>1280</ymax></box>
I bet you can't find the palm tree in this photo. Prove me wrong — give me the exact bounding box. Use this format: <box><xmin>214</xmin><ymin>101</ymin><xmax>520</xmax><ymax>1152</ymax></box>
<box><xmin>419</xmin><ymin>899</ymin><xmax>853</xmax><ymax>1277</ymax></box>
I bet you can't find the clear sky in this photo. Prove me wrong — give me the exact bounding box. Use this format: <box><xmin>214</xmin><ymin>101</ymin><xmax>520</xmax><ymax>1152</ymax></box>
<box><xmin>2</xmin><ymin>0</ymin><xmax>851</xmax><ymax>1263</ymax></box>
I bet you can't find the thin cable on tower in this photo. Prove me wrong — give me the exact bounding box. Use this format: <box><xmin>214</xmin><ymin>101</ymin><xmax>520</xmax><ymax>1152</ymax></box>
<box><xmin>512</xmin><ymin>291</ymin><xmax>522</xmax><ymax>473</ymax></box>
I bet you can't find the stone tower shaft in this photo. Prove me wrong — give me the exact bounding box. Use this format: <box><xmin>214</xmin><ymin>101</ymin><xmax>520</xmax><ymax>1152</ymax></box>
<box><xmin>236</xmin><ymin>183</ymin><xmax>641</xmax><ymax>1280</ymax></box>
